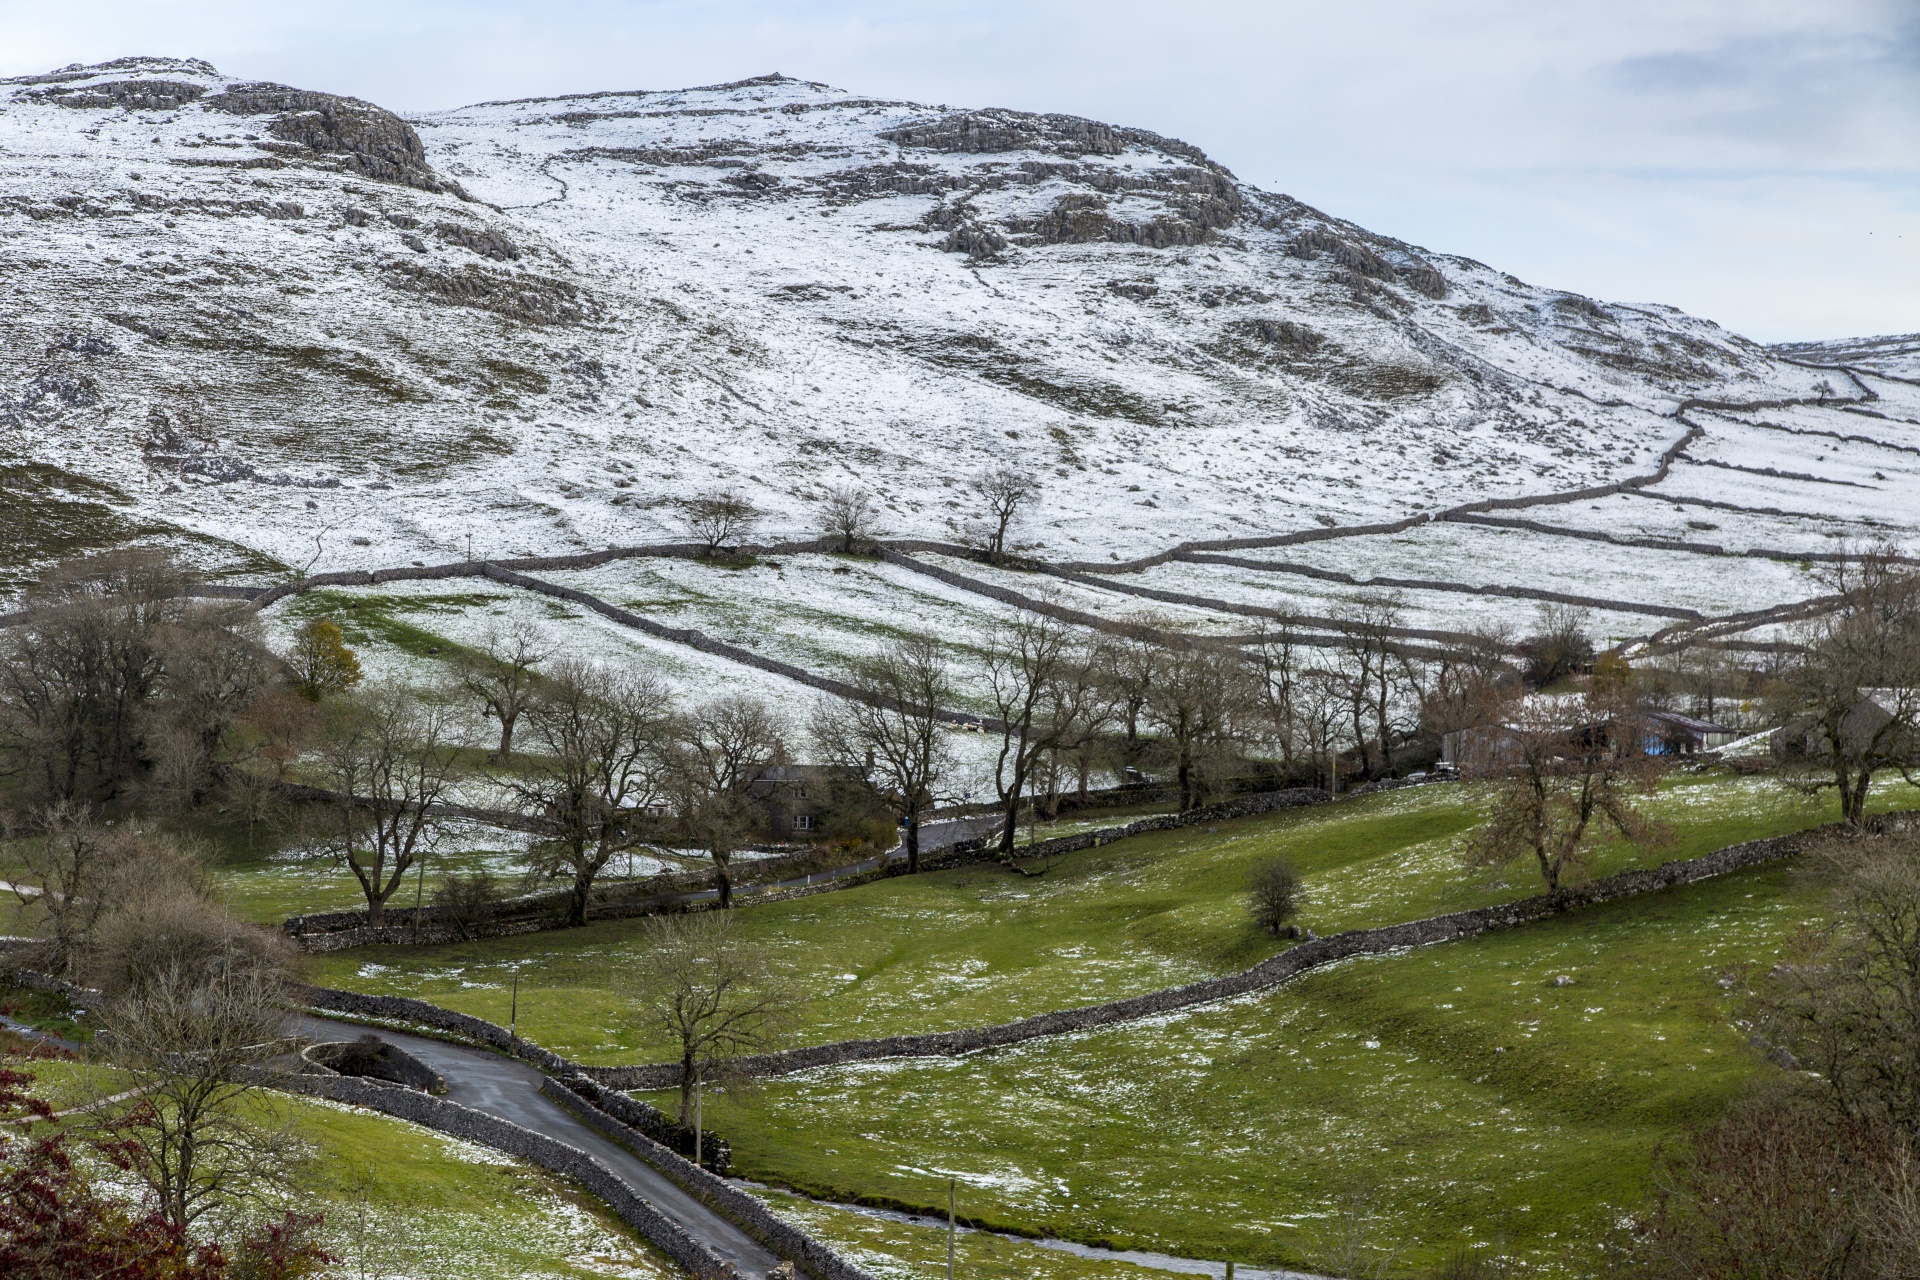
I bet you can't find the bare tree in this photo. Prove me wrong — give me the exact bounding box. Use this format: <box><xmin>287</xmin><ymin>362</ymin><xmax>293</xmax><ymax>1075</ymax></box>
<box><xmin>148</xmin><ymin>612</ymin><xmax>270</xmax><ymax>813</ymax></box>
<box><xmin>981</xmin><ymin>608</ymin><xmax>1096</xmax><ymax>860</ymax></box>
<box><xmin>811</xmin><ymin>637</ymin><xmax>954</xmax><ymax>873</ymax></box>
<box><xmin>1248</xmin><ymin>622</ymin><xmax>1304</xmax><ymax>778</ymax></box>
<box><xmin>1094</xmin><ymin>615</ymin><xmax>1167</xmax><ymax>761</ymax></box>
<box><xmin>1141</xmin><ymin>633</ymin><xmax>1250</xmax><ymax>811</ymax></box>
<box><xmin>966</xmin><ymin>465</ymin><xmax>1039</xmax><ymax>563</ymax></box>
<box><xmin>1296</xmin><ymin>667</ymin><xmax>1355</xmax><ymax>794</ymax></box>
<box><xmin>1776</xmin><ymin>543</ymin><xmax>1920</xmax><ymax>826</ymax></box>
<box><xmin>456</xmin><ymin>620</ymin><xmax>551</xmax><ymax>764</ymax></box>
<box><xmin>226</xmin><ymin>686</ymin><xmax>322</xmax><ymax>848</ymax></box>
<box><xmin>1331</xmin><ymin>593</ymin><xmax>1413</xmax><ymax>778</ymax></box>
<box><xmin>91</xmin><ymin>953</ymin><xmax>297</xmax><ymax>1230</ymax></box>
<box><xmin>668</xmin><ymin>696</ymin><xmax>787</xmax><ymax>907</ymax></box>
<box><xmin>315</xmin><ymin>685</ymin><xmax>460</xmax><ymax>926</ymax></box>
<box><xmin>0</xmin><ymin>551</ymin><xmax>213</xmax><ymax>807</ymax></box>
<box><xmin>621</xmin><ymin>912</ymin><xmax>799</xmax><ymax>1128</ymax></box>
<box><xmin>1032</xmin><ymin>648</ymin><xmax>1110</xmax><ymax>819</ymax></box>
<box><xmin>679</xmin><ymin>487</ymin><xmax>761</xmax><ymax>557</ymax></box>
<box><xmin>1752</xmin><ymin>828</ymin><xmax>1920</xmax><ymax>1135</ymax></box>
<box><xmin>1417</xmin><ymin>623</ymin><xmax>1514</xmax><ymax>741</ymax></box>
<box><xmin>1634</xmin><ymin>1092</ymin><xmax>1881</xmax><ymax>1280</ymax></box>
<box><xmin>432</xmin><ymin>871</ymin><xmax>504</xmax><ymax>942</ymax></box>
<box><xmin>1519</xmin><ymin>602</ymin><xmax>1594</xmax><ymax>690</ymax></box>
<box><xmin>1637</xmin><ymin>825</ymin><xmax>1920</xmax><ymax>1280</ymax></box>
<box><xmin>5</xmin><ymin>805</ymin><xmax>145</xmax><ymax>981</ymax></box>
<box><xmin>1305</xmin><ymin>1180</ymin><xmax>1400</xmax><ymax>1280</ymax></box>
<box><xmin>516</xmin><ymin>660</ymin><xmax>672</xmax><ymax>926</ymax></box>
<box><xmin>1464</xmin><ymin>687</ymin><xmax>1667</xmax><ymax>894</ymax></box>
<box><xmin>817</xmin><ymin>484</ymin><xmax>883</xmax><ymax>554</ymax></box>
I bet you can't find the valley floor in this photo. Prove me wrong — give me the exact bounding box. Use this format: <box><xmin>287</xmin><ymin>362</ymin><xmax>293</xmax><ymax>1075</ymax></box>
<box><xmin>290</xmin><ymin>771</ymin><xmax>1916</xmax><ymax>1277</ymax></box>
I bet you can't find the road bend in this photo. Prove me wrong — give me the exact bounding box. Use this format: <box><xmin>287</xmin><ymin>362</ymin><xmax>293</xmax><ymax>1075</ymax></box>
<box><xmin>288</xmin><ymin>1013</ymin><xmax>782</xmax><ymax>1277</ymax></box>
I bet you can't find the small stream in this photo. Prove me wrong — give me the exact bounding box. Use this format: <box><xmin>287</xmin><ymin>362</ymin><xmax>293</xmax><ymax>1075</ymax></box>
<box><xmin>742</xmin><ymin>1182</ymin><xmax>1332</xmax><ymax>1279</ymax></box>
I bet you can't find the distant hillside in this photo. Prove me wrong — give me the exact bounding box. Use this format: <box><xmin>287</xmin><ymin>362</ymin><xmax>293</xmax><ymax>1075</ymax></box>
<box><xmin>0</xmin><ymin>56</ymin><xmax>1850</xmax><ymax>588</ymax></box>
<box><xmin>1773</xmin><ymin>334</ymin><xmax>1920</xmax><ymax>381</ymax></box>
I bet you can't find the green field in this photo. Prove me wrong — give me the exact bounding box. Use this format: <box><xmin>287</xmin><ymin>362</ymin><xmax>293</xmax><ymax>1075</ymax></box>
<box><xmin>304</xmin><ymin>773</ymin><xmax>1905</xmax><ymax>1066</ymax></box>
<box><xmin>686</xmin><ymin>855</ymin><xmax>1821</xmax><ymax>1276</ymax></box>
<box><xmin>10</xmin><ymin>1053</ymin><xmax>674</xmax><ymax>1279</ymax></box>
<box><xmin>13</xmin><ymin>769</ymin><xmax>1914</xmax><ymax>1277</ymax></box>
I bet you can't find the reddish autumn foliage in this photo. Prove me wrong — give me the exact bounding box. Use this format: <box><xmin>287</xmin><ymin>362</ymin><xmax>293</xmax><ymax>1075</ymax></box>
<box><xmin>0</xmin><ymin>1064</ymin><xmax>331</xmax><ymax>1279</ymax></box>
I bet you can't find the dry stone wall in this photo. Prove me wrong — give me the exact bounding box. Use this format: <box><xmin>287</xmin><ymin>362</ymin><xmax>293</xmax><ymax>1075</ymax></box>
<box><xmin>263</xmin><ymin>1072</ymin><xmax>739</xmax><ymax>1279</ymax></box>
<box><xmin>285</xmin><ymin>783</ymin><xmax>1355</xmax><ymax>951</ymax></box>
<box><xmin>543</xmin><ymin>1077</ymin><xmax>876</xmax><ymax>1280</ymax></box>
<box><xmin>580</xmin><ymin>812</ymin><xmax>1909</xmax><ymax>1091</ymax></box>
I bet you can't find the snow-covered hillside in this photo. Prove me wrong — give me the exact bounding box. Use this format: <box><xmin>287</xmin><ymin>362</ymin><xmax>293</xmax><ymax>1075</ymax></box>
<box><xmin>2</xmin><ymin>56</ymin><xmax>1915</xmax><ymax>672</ymax></box>
<box><xmin>1774</xmin><ymin>334</ymin><xmax>1920</xmax><ymax>381</ymax></box>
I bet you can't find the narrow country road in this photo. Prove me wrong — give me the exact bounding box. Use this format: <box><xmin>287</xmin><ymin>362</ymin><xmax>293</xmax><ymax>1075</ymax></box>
<box><xmin>288</xmin><ymin>1013</ymin><xmax>782</xmax><ymax>1277</ymax></box>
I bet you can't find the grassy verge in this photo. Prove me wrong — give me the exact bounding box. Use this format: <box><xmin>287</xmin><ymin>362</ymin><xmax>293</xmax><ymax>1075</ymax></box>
<box><xmin>680</xmin><ymin>856</ymin><xmax>1827</xmax><ymax>1277</ymax></box>
<box><xmin>305</xmin><ymin>773</ymin><xmax>1914</xmax><ymax>1064</ymax></box>
<box><xmin>8</xmin><ymin>1054</ymin><xmax>676</xmax><ymax>1279</ymax></box>
<box><xmin>0</xmin><ymin>979</ymin><xmax>91</xmax><ymax>1045</ymax></box>
<box><xmin>754</xmin><ymin>1185</ymin><xmax>1205</xmax><ymax>1279</ymax></box>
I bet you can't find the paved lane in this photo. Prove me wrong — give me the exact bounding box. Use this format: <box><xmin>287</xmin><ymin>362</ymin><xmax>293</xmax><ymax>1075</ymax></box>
<box><xmin>290</xmin><ymin>1014</ymin><xmax>781</xmax><ymax>1277</ymax></box>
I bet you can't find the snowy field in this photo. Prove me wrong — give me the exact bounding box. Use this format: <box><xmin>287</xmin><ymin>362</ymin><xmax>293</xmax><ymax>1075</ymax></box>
<box><xmin>3</xmin><ymin>58</ymin><xmax>1917</xmax><ymax>699</ymax></box>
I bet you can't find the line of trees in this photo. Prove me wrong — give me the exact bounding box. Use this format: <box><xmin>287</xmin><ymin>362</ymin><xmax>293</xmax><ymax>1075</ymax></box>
<box><xmin>4</xmin><ymin>540</ymin><xmax>1916</xmax><ymax>929</ymax></box>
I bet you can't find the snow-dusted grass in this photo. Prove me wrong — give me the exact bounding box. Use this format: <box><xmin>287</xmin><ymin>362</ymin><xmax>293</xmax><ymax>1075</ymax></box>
<box><xmin>303</xmin><ymin>773</ymin><xmax>1916</xmax><ymax>1067</ymax></box>
<box><xmin>754</xmin><ymin>1185</ymin><xmax>1195</xmax><ymax>1280</ymax></box>
<box><xmin>1692</xmin><ymin>409</ymin><xmax>1920</xmax><ymax>476</ymax></box>
<box><xmin>688</xmin><ymin>855</ymin><xmax>1831</xmax><ymax>1277</ymax></box>
<box><xmin>1650</xmin><ymin>457</ymin><xmax>1920</xmax><ymax>529</ymax></box>
<box><xmin>1526</xmin><ymin>489</ymin><xmax>1895</xmax><ymax>555</ymax></box>
<box><xmin>913</xmin><ymin>552</ymin><xmax>1251</xmax><ymax>636</ymax></box>
<box><xmin>10</xmin><ymin>1055</ymin><xmax>675</xmax><ymax>1279</ymax></box>
<box><xmin>542</xmin><ymin>552</ymin><xmax>1026</xmax><ymax>705</ymax></box>
<box><xmin>1114</xmin><ymin>558</ymin><xmax>1672</xmax><ymax>644</ymax></box>
<box><xmin>1225</xmin><ymin>519</ymin><xmax>1826</xmax><ymax>620</ymax></box>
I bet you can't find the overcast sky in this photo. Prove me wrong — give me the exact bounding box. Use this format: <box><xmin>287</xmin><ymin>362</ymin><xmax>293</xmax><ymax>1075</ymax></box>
<box><xmin>6</xmin><ymin>1</ymin><xmax>1915</xmax><ymax>343</ymax></box>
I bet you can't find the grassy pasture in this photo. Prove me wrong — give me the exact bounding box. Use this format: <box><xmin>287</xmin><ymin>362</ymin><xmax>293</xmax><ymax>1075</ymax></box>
<box><xmin>302</xmin><ymin>773</ymin><xmax>1911</xmax><ymax>1066</ymax></box>
<box><xmin>7</xmin><ymin>1052</ymin><xmax>674</xmax><ymax>1279</ymax></box>
<box><xmin>688</xmin><ymin>855</ymin><xmax>1823</xmax><ymax>1276</ymax></box>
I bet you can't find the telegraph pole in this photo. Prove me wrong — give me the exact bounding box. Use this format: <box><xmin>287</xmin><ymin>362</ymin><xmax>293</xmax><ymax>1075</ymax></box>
<box><xmin>947</xmin><ymin>1178</ymin><xmax>956</xmax><ymax>1279</ymax></box>
<box><xmin>694</xmin><ymin>1079</ymin><xmax>704</xmax><ymax>1169</ymax></box>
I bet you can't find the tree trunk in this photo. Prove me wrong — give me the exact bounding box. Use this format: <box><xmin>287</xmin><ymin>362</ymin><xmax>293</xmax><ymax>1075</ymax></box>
<box><xmin>713</xmin><ymin>856</ymin><xmax>732</xmax><ymax>908</ymax></box>
<box><xmin>998</xmin><ymin>759</ymin><xmax>1029</xmax><ymax>859</ymax></box>
<box><xmin>567</xmin><ymin>870</ymin><xmax>592</xmax><ymax>927</ymax></box>
<box><xmin>998</xmin><ymin>785</ymin><xmax>1024</xmax><ymax>859</ymax></box>
<box><xmin>1845</xmin><ymin>765</ymin><xmax>1871</xmax><ymax>826</ymax></box>
<box><xmin>496</xmin><ymin>713</ymin><xmax>516</xmax><ymax>765</ymax></box>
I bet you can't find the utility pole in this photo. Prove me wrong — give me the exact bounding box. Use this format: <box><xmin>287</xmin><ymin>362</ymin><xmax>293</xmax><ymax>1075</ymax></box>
<box><xmin>694</xmin><ymin>1078</ymin><xmax>704</xmax><ymax>1169</ymax></box>
<box><xmin>947</xmin><ymin>1178</ymin><xmax>956</xmax><ymax>1279</ymax></box>
<box><xmin>509</xmin><ymin>974</ymin><xmax>519</xmax><ymax>1039</ymax></box>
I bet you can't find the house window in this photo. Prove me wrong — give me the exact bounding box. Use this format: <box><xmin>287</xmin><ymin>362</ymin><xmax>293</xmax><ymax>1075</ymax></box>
<box><xmin>792</xmin><ymin>814</ymin><xmax>813</xmax><ymax>831</ymax></box>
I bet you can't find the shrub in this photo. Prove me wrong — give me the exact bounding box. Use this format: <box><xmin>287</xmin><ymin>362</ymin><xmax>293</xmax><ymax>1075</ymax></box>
<box><xmin>1248</xmin><ymin>857</ymin><xmax>1301</xmax><ymax>935</ymax></box>
<box><xmin>432</xmin><ymin>871</ymin><xmax>503</xmax><ymax>941</ymax></box>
